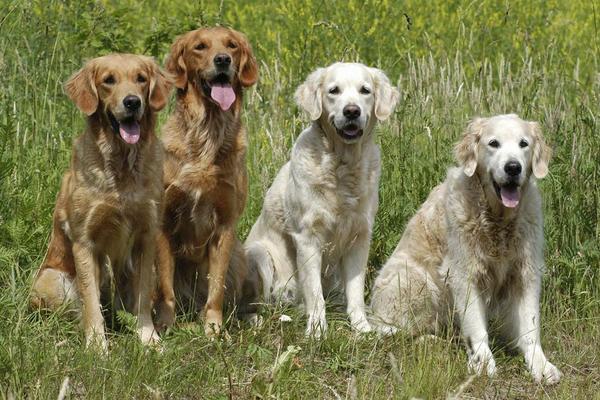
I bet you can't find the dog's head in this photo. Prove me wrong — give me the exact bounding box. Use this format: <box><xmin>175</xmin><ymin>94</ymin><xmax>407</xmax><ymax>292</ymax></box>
<box><xmin>295</xmin><ymin>63</ymin><xmax>399</xmax><ymax>143</ymax></box>
<box><xmin>455</xmin><ymin>114</ymin><xmax>551</xmax><ymax>208</ymax></box>
<box><xmin>65</xmin><ymin>54</ymin><xmax>172</xmax><ymax>145</ymax></box>
<box><xmin>166</xmin><ymin>26</ymin><xmax>258</xmax><ymax>111</ymax></box>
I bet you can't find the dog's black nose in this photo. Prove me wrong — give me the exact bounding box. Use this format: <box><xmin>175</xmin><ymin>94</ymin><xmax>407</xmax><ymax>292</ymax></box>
<box><xmin>123</xmin><ymin>95</ymin><xmax>141</xmax><ymax>111</ymax></box>
<box><xmin>214</xmin><ymin>54</ymin><xmax>232</xmax><ymax>67</ymax></box>
<box><xmin>343</xmin><ymin>104</ymin><xmax>361</xmax><ymax>119</ymax></box>
<box><xmin>504</xmin><ymin>161</ymin><xmax>522</xmax><ymax>176</ymax></box>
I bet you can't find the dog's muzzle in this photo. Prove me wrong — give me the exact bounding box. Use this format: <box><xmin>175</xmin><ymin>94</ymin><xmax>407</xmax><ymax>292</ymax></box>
<box><xmin>108</xmin><ymin>98</ymin><xmax>142</xmax><ymax>145</ymax></box>
<box><xmin>334</xmin><ymin>105</ymin><xmax>365</xmax><ymax>141</ymax></box>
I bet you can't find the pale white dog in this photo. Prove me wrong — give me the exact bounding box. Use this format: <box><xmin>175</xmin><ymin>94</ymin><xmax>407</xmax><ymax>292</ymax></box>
<box><xmin>245</xmin><ymin>63</ymin><xmax>399</xmax><ymax>337</ymax></box>
<box><xmin>371</xmin><ymin>114</ymin><xmax>562</xmax><ymax>384</ymax></box>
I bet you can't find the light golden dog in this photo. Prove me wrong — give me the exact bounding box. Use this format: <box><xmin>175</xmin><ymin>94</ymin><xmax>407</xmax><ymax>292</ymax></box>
<box><xmin>245</xmin><ymin>63</ymin><xmax>399</xmax><ymax>337</ymax></box>
<box><xmin>371</xmin><ymin>114</ymin><xmax>561</xmax><ymax>384</ymax></box>
<box><xmin>153</xmin><ymin>27</ymin><xmax>260</xmax><ymax>336</ymax></box>
<box><xmin>30</xmin><ymin>54</ymin><xmax>173</xmax><ymax>350</ymax></box>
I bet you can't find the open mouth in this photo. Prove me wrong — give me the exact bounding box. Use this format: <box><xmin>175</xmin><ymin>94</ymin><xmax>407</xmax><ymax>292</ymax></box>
<box><xmin>336</xmin><ymin>123</ymin><xmax>364</xmax><ymax>141</ymax></box>
<box><xmin>201</xmin><ymin>73</ymin><xmax>236</xmax><ymax>111</ymax></box>
<box><xmin>492</xmin><ymin>178</ymin><xmax>521</xmax><ymax>208</ymax></box>
<box><xmin>108</xmin><ymin>112</ymin><xmax>141</xmax><ymax>145</ymax></box>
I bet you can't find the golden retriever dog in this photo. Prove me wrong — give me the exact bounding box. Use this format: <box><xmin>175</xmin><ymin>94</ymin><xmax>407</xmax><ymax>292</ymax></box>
<box><xmin>29</xmin><ymin>54</ymin><xmax>173</xmax><ymax>350</ymax></box>
<box><xmin>245</xmin><ymin>63</ymin><xmax>399</xmax><ymax>337</ymax></box>
<box><xmin>371</xmin><ymin>114</ymin><xmax>562</xmax><ymax>384</ymax></box>
<box><xmin>153</xmin><ymin>27</ymin><xmax>259</xmax><ymax>336</ymax></box>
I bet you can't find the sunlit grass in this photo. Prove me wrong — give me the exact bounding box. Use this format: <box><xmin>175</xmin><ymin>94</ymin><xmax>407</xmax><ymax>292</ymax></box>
<box><xmin>0</xmin><ymin>0</ymin><xmax>598</xmax><ymax>398</ymax></box>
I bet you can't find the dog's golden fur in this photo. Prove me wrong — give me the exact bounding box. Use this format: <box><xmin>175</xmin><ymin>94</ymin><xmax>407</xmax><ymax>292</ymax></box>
<box><xmin>371</xmin><ymin>115</ymin><xmax>561</xmax><ymax>384</ymax></box>
<box><xmin>30</xmin><ymin>54</ymin><xmax>173</xmax><ymax>350</ymax></box>
<box><xmin>153</xmin><ymin>27</ymin><xmax>260</xmax><ymax>336</ymax></box>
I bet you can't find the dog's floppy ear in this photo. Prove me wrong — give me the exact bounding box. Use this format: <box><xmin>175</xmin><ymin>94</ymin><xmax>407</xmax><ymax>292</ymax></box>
<box><xmin>64</xmin><ymin>60</ymin><xmax>98</xmax><ymax>116</ymax></box>
<box><xmin>166</xmin><ymin>34</ymin><xmax>189</xmax><ymax>90</ymax></box>
<box><xmin>294</xmin><ymin>68</ymin><xmax>325</xmax><ymax>120</ymax></box>
<box><xmin>369</xmin><ymin>67</ymin><xmax>399</xmax><ymax>121</ymax></box>
<box><xmin>529</xmin><ymin>121</ymin><xmax>551</xmax><ymax>179</ymax></box>
<box><xmin>235</xmin><ymin>31</ymin><xmax>259</xmax><ymax>87</ymax></box>
<box><xmin>144</xmin><ymin>57</ymin><xmax>174</xmax><ymax>111</ymax></box>
<box><xmin>455</xmin><ymin>117</ymin><xmax>487</xmax><ymax>177</ymax></box>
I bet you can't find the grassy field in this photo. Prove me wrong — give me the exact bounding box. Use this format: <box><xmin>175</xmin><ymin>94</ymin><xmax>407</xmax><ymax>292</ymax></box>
<box><xmin>1</xmin><ymin>0</ymin><xmax>599</xmax><ymax>398</ymax></box>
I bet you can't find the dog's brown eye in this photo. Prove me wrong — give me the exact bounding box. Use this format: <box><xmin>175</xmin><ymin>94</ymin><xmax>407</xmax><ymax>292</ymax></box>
<box><xmin>227</xmin><ymin>41</ymin><xmax>237</xmax><ymax>49</ymax></box>
<box><xmin>137</xmin><ymin>74</ymin><xmax>147</xmax><ymax>83</ymax></box>
<box><xmin>488</xmin><ymin>139</ymin><xmax>500</xmax><ymax>148</ymax></box>
<box><xmin>329</xmin><ymin>86</ymin><xmax>340</xmax><ymax>95</ymax></box>
<box><xmin>519</xmin><ymin>139</ymin><xmax>529</xmax><ymax>148</ymax></box>
<box><xmin>103</xmin><ymin>75</ymin><xmax>115</xmax><ymax>85</ymax></box>
<box><xmin>360</xmin><ymin>86</ymin><xmax>371</xmax><ymax>95</ymax></box>
<box><xmin>195</xmin><ymin>43</ymin><xmax>207</xmax><ymax>50</ymax></box>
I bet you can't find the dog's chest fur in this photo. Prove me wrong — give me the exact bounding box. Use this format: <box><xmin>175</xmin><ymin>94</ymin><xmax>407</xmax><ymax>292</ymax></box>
<box><xmin>162</xmin><ymin>107</ymin><xmax>246</xmax><ymax>262</ymax></box>
<box><xmin>66</xmin><ymin>132</ymin><xmax>163</xmax><ymax>266</ymax></box>
<box><xmin>326</xmin><ymin>157</ymin><xmax>372</xmax><ymax>247</ymax></box>
<box><xmin>296</xmin><ymin>139</ymin><xmax>379</xmax><ymax>260</ymax></box>
<box><xmin>464</xmin><ymin>209</ymin><xmax>524</xmax><ymax>295</ymax></box>
<box><xmin>446</xmin><ymin>172</ymin><xmax>539</xmax><ymax>302</ymax></box>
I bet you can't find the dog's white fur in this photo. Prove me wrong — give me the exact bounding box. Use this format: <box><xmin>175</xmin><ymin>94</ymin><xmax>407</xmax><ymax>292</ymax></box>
<box><xmin>245</xmin><ymin>63</ymin><xmax>399</xmax><ymax>337</ymax></box>
<box><xmin>371</xmin><ymin>114</ymin><xmax>561</xmax><ymax>384</ymax></box>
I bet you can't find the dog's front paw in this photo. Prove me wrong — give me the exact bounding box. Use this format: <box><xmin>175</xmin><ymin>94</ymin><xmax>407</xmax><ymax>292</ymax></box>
<box><xmin>467</xmin><ymin>344</ymin><xmax>496</xmax><ymax>377</ymax></box>
<box><xmin>86</xmin><ymin>333</ymin><xmax>108</xmax><ymax>354</ymax></box>
<box><xmin>204</xmin><ymin>320</ymin><xmax>222</xmax><ymax>338</ymax></box>
<box><xmin>204</xmin><ymin>309</ymin><xmax>223</xmax><ymax>338</ymax></box>
<box><xmin>351</xmin><ymin>318</ymin><xmax>372</xmax><ymax>334</ymax></box>
<box><xmin>305</xmin><ymin>313</ymin><xmax>327</xmax><ymax>339</ymax></box>
<box><xmin>139</xmin><ymin>326</ymin><xmax>160</xmax><ymax>346</ymax></box>
<box><xmin>530</xmin><ymin>360</ymin><xmax>562</xmax><ymax>385</ymax></box>
<box><xmin>348</xmin><ymin>308</ymin><xmax>372</xmax><ymax>334</ymax></box>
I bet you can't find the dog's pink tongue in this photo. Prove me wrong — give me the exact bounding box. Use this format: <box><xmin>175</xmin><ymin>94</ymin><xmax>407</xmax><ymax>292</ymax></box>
<box><xmin>119</xmin><ymin>121</ymin><xmax>140</xmax><ymax>144</ymax></box>
<box><xmin>210</xmin><ymin>83</ymin><xmax>236</xmax><ymax>111</ymax></box>
<box><xmin>500</xmin><ymin>186</ymin><xmax>520</xmax><ymax>208</ymax></box>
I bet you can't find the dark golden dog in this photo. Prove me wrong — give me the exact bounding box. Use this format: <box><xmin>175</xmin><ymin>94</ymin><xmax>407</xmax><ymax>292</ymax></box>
<box><xmin>153</xmin><ymin>27</ymin><xmax>260</xmax><ymax>336</ymax></box>
<box><xmin>30</xmin><ymin>54</ymin><xmax>172</xmax><ymax>350</ymax></box>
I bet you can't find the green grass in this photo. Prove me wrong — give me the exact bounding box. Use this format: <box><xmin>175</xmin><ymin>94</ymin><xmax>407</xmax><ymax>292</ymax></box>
<box><xmin>1</xmin><ymin>0</ymin><xmax>599</xmax><ymax>398</ymax></box>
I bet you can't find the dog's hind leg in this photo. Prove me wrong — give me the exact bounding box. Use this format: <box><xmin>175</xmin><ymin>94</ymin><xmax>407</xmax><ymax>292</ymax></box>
<box><xmin>30</xmin><ymin>186</ymin><xmax>79</xmax><ymax>315</ymax></box>
<box><xmin>30</xmin><ymin>267</ymin><xmax>79</xmax><ymax>314</ymax></box>
<box><xmin>246</xmin><ymin>241</ymin><xmax>274</xmax><ymax>301</ymax></box>
<box><xmin>227</xmin><ymin>240</ymin><xmax>261</xmax><ymax>326</ymax></box>
<box><xmin>370</xmin><ymin>255</ymin><xmax>441</xmax><ymax>336</ymax></box>
<box><xmin>246</xmin><ymin>235</ymin><xmax>297</xmax><ymax>305</ymax></box>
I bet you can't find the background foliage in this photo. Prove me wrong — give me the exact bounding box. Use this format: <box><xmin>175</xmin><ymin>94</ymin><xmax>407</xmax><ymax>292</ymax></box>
<box><xmin>0</xmin><ymin>0</ymin><xmax>598</xmax><ymax>398</ymax></box>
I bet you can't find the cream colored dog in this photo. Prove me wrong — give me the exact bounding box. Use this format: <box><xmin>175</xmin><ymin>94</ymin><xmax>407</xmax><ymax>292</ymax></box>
<box><xmin>371</xmin><ymin>114</ymin><xmax>561</xmax><ymax>384</ymax></box>
<box><xmin>245</xmin><ymin>63</ymin><xmax>399</xmax><ymax>337</ymax></box>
